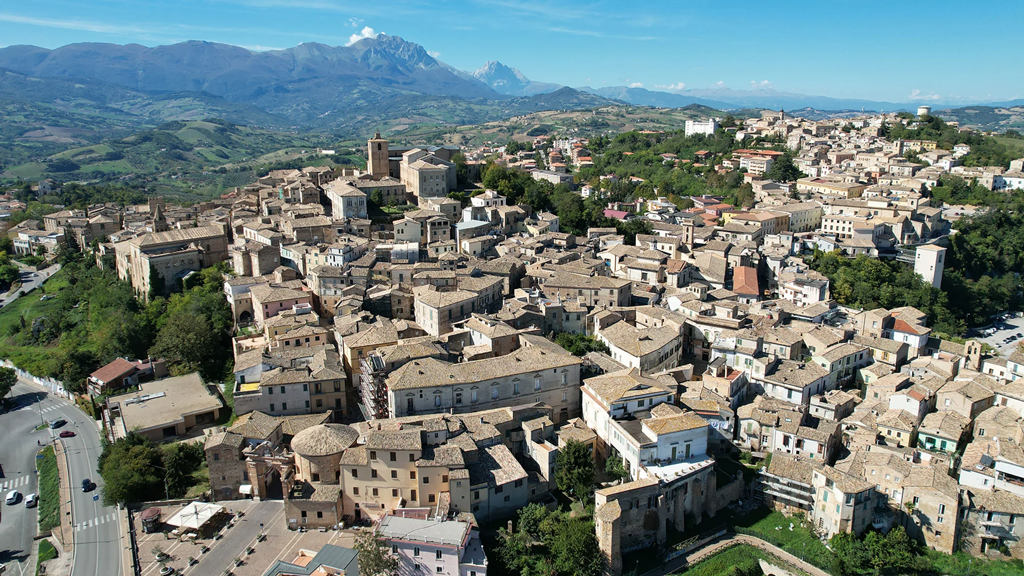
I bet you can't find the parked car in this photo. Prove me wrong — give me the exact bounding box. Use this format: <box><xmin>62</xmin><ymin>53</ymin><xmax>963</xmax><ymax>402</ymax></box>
<box><xmin>6</xmin><ymin>490</ymin><xmax>20</xmax><ymax>505</ymax></box>
<box><xmin>81</xmin><ymin>479</ymin><xmax>94</xmax><ymax>492</ymax></box>
<box><xmin>25</xmin><ymin>493</ymin><xmax>38</xmax><ymax>508</ymax></box>
<box><xmin>59</xmin><ymin>431</ymin><xmax>75</xmax><ymax>438</ymax></box>
<box><xmin>49</xmin><ymin>419</ymin><xmax>66</xmax><ymax>429</ymax></box>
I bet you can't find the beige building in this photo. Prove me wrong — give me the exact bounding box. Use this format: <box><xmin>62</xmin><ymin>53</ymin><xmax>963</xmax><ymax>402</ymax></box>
<box><xmin>114</xmin><ymin>225</ymin><xmax>229</xmax><ymax>301</ymax></box>
<box><xmin>384</xmin><ymin>339</ymin><xmax>582</xmax><ymax>422</ymax></box>
<box><xmin>106</xmin><ymin>373</ymin><xmax>223</xmax><ymax>442</ymax></box>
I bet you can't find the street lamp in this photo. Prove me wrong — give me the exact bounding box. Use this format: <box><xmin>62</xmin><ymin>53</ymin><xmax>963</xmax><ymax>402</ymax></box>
<box><xmin>151</xmin><ymin>465</ymin><xmax>171</xmax><ymax>502</ymax></box>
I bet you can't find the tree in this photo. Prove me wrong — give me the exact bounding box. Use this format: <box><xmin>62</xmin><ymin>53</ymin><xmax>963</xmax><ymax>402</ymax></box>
<box><xmin>829</xmin><ymin>532</ymin><xmax>867</xmax><ymax>576</ymax></box>
<box><xmin>766</xmin><ymin>153</ymin><xmax>804</xmax><ymax>183</ymax></box>
<box><xmin>548</xmin><ymin>516</ymin><xmax>603</xmax><ymax>576</ymax></box>
<box><xmin>605</xmin><ymin>455</ymin><xmax>629</xmax><ymax>483</ymax></box>
<box><xmin>0</xmin><ymin>367</ymin><xmax>16</xmax><ymax>400</ymax></box>
<box><xmin>555</xmin><ymin>439</ymin><xmax>595</xmax><ymax>502</ymax></box>
<box><xmin>162</xmin><ymin>442</ymin><xmax>206</xmax><ymax>498</ymax></box>
<box><xmin>369</xmin><ymin>189</ymin><xmax>384</xmax><ymax>207</ymax></box>
<box><xmin>98</xmin><ymin>433</ymin><xmax>165</xmax><ymax>506</ymax></box>
<box><xmin>149</xmin><ymin>312</ymin><xmax>217</xmax><ymax>375</ymax></box>
<box><xmin>354</xmin><ymin>530</ymin><xmax>398</xmax><ymax>576</ymax></box>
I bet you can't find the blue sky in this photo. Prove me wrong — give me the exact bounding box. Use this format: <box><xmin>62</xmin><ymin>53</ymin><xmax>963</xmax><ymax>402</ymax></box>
<box><xmin>1</xmin><ymin>0</ymin><xmax>1021</xmax><ymax>104</ymax></box>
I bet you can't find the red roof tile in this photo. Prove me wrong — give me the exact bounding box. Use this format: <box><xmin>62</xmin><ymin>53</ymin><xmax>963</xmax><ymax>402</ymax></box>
<box><xmin>89</xmin><ymin>358</ymin><xmax>137</xmax><ymax>384</ymax></box>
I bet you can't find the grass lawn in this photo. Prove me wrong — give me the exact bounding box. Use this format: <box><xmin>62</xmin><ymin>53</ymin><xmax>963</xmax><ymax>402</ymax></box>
<box><xmin>0</xmin><ymin>267</ymin><xmax>70</xmax><ymax>337</ymax></box>
<box><xmin>672</xmin><ymin>543</ymin><xmax>773</xmax><ymax>576</ymax></box>
<box><xmin>185</xmin><ymin>464</ymin><xmax>210</xmax><ymax>499</ymax></box>
<box><xmin>732</xmin><ymin>509</ymin><xmax>831</xmax><ymax>571</ymax></box>
<box><xmin>36</xmin><ymin>445</ymin><xmax>60</xmax><ymax>532</ymax></box>
<box><xmin>921</xmin><ymin>550</ymin><xmax>1024</xmax><ymax>576</ymax></box>
<box><xmin>36</xmin><ymin>539</ymin><xmax>58</xmax><ymax>576</ymax></box>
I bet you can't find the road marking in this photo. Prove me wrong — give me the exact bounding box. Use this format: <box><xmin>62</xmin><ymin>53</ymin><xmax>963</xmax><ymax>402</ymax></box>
<box><xmin>0</xmin><ymin>475</ymin><xmax>30</xmax><ymax>490</ymax></box>
<box><xmin>75</xmin><ymin>514</ymin><xmax>117</xmax><ymax>531</ymax></box>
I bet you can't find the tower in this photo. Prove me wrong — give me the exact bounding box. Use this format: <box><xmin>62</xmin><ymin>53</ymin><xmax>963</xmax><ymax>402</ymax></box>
<box><xmin>367</xmin><ymin>132</ymin><xmax>389</xmax><ymax>179</ymax></box>
<box><xmin>914</xmin><ymin>244</ymin><xmax>945</xmax><ymax>289</ymax></box>
<box><xmin>151</xmin><ymin>201</ymin><xmax>168</xmax><ymax>233</ymax></box>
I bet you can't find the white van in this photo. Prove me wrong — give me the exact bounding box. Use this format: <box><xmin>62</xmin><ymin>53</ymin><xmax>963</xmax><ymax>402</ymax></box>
<box><xmin>5</xmin><ymin>490</ymin><xmax>20</xmax><ymax>505</ymax></box>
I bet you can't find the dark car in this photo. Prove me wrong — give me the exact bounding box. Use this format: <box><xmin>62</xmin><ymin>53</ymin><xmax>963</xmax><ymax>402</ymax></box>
<box><xmin>59</xmin><ymin>431</ymin><xmax>75</xmax><ymax>438</ymax></box>
<box><xmin>81</xmin><ymin>479</ymin><xmax>94</xmax><ymax>492</ymax></box>
<box><xmin>49</xmin><ymin>419</ymin><xmax>67</xmax><ymax>430</ymax></box>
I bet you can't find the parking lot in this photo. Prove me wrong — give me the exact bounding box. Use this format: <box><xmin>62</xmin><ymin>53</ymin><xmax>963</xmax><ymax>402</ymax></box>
<box><xmin>133</xmin><ymin>500</ymin><xmax>358</xmax><ymax>576</ymax></box>
<box><xmin>970</xmin><ymin>312</ymin><xmax>1024</xmax><ymax>357</ymax></box>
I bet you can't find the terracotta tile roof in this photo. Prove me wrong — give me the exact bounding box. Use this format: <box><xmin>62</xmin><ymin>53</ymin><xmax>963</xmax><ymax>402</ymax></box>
<box><xmin>89</xmin><ymin>358</ymin><xmax>137</xmax><ymax>384</ymax></box>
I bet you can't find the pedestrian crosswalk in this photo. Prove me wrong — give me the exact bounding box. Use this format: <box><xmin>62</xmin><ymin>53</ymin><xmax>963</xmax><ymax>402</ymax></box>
<box><xmin>75</xmin><ymin>513</ymin><xmax>117</xmax><ymax>531</ymax></box>
<box><xmin>13</xmin><ymin>402</ymin><xmax>62</xmax><ymax>414</ymax></box>
<box><xmin>0</xmin><ymin>475</ymin><xmax>32</xmax><ymax>491</ymax></box>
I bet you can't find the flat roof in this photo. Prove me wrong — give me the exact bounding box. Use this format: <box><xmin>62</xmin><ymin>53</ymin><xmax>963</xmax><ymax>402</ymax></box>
<box><xmin>110</xmin><ymin>373</ymin><xmax>222</xmax><ymax>432</ymax></box>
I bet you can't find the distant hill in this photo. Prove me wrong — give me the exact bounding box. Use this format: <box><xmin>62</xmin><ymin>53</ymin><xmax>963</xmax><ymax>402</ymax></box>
<box><xmin>577</xmin><ymin>86</ymin><xmax>734</xmax><ymax>110</ymax></box>
<box><xmin>472</xmin><ymin>61</ymin><xmax>561</xmax><ymax>97</ymax></box>
<box><xmin>936</xmin><ymin>105</ymin><xmax>1024</xmax><ymax>131</ymax></box>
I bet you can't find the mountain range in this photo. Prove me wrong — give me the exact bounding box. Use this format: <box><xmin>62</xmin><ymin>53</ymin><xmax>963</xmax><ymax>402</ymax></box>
<box><xmin>0</xmin><ymin>36</ymin><xmax>1019</xmax><ymax>135</ymax></box>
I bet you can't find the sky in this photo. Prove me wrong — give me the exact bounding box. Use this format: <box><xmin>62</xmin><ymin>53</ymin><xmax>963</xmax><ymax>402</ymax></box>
<box><xmin>0</xmin><ymin>0</ymin><xmax>1022</xmax><ymax>104</ymax></box>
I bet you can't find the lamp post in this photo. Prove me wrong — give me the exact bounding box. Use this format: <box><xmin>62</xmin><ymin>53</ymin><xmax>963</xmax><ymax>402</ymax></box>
<box><xmin>151</xmin><ymin>465</ymin><xmax>171</xmax><ymax>502</ymax></box>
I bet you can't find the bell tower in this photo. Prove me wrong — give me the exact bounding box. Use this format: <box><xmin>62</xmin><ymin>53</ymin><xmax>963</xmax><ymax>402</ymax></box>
<box><xmin>368</xmin><ymin>132</ymin><xmax>389</xmax><ymax>179</ymax></box>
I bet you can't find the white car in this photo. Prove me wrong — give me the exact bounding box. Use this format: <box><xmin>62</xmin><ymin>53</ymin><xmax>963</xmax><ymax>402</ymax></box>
<box><xmin>5</xmin><ymin>490</ymin><xmax>20</xmax><ymax>505</ymax></box>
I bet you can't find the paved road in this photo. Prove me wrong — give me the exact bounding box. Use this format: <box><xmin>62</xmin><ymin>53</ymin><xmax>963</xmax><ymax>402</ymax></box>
<box><xmin>0</xmin><ymin>386</ymin><xmax>48</xmax><ymax>576</ymax></box>
<box><xmin>971</xmin><ymin>314</ymin><xmax>1024</xmax><ymax>357</ymax></box>
<box><xmin>2</xmin><ymin>379</ymin><xmax>121</xmax><ymax>576</ymax></box>
<box><xmin>0</xmin><ymin>263</ymin><xmax>61</xmax><ymax>308</ymax></box>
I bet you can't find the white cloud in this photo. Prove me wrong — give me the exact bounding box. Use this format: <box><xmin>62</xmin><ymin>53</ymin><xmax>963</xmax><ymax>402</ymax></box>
<box><xmin>346</xmin><ymin>26</ymin><xmax>380</xmax><ymax>46</ymax></box>
<box><xmin>348</xmin><ymin>17</ymin><xmax>363</xmax><ymax>27</ymax></box>
<box><xmin>909</xmin><ymin>89</ymin><xmax>942</xmax><ymax>101</ymax></box>
<box><xmin>750</xmin><ymin>80</ymin><xmax>773</xmax><ymax>89</ymax></box>
<box><xmin>712</xmin><ymin>81</ymin><xmax>726</xmax><ymax>88</ymax></box>
<box><xmin>655</xmin><ymin>82</ymin><xmax>686</xmax><ymax>92</ymax></box>
<box><xmin>427</xmin><ymin>50</ymin><xmax>441</xmax><ymax>58</ymax></box>
<box><xmin>0</xmin><ymin>12</ymin><xmax>149</xmax><ymax>35</ymax></box>
<box><xmin>628</xmin><ymin>82</ymin><xmax>644</xmax><ymax>88</ymax></box>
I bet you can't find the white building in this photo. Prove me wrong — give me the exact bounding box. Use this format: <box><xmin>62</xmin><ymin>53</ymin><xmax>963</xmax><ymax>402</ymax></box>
<box><xmin>377</xmin><ymin>516</ymin><xmax>488</xmax><ymax>576</ymax></box>
<box><xmin>685</xmin><ymin>118</ymin><xmax>720</xmax><ymax>137</ymax></box>
<box><xmin>914</xmin><ymin>245</ymin><xmax>945</xmax><ymax>289</ymax></box>
<box><xmin>581</xmin><ymin>368</ymin><xmax>711</xmax><ymax>481</ymax></box>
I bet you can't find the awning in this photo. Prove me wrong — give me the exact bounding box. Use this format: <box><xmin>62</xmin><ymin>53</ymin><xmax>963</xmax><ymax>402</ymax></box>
<box><xmin>164</xmin><ymin>502</ymin><xmax>225</xmax><ymax>531</ymax></box>
<box><xmin>239</xmin><ymin>485</ymin><xmax>253</xmax><ymax>495</ymax></box>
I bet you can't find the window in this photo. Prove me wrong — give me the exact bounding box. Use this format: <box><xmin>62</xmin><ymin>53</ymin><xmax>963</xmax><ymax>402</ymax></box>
<box><xmin>269</xmin><ymin>403</ymin><xmax>275</xmax><ymax>412</ymax></box>
<box><xmin>282</xmin><ymin>402</ymin><xmax>288</xmax><ymax>411</ymax></box>
<box><xmin>305</xmin><ymin>400</ymin><xmax>309</xmax><ymax>408</ymax></box>
<box><xmin>393</xmin><ymin>489</ymin><xmax>399</xmax><ymax>497</ymax></box>
<box><xmin>393</xmin><ymin>545</ymin><xmax>399</xmax><ymax>554</ymax></box>
<box><xmin>435</xmin><ymin>395</ymin><xmax>441</xmax><ymax>406</ymax></box>
<box><xmin>414</xmin><ymin>547</ymin><xmax>420</xmax><ymax>557</ymax></box>
<box><xmin>410</xmin><ymin>454</ymin><xmax>416</xmax><ymax>462</ymax></box>
<box><xmin>491</xmin><ymin>387</ymin><xmax>498</xmax><ymax>400</ymax></box>
<box><xmin>436</xmin><ymin>568</ymin><xmax>443</xmax><ymax>574</ymax></box>
<box><xmin>429</xmin><ymin>494</ymin><xmax>436</xmax><ymax>503</ymax></box>
<box><xmin>423</xmin><ymin>476</ymin><xmax>430</xmax><ymax>484</ymax></box>
<box><xmin>535</xmin><ymin>377</ymin><xmax>541</xmax><ymax>390</ymax></box>
<box><xmin>312</xmin><ymin>473</ymin><xmax>320</xmax><ymax>481</ymax></box>
<box><xmin>495</xmin><ymin>485</ymin><xmax>503</xmax><ymax>494</ymax></box>
<box><xmin>391</xmin><ymin>471</ymin><xmax>398</xmax><ymax>479</ymax></box>
<box><xmin>213</xmin><ymin>453</ymin><xmax>220</xmax><ymax>461</ymax></box>
<box><xmin>372</xmin><ymin>469</ymin><xmax>378</xmax><ymax>479</ymax></box>
<box><xmin>390</xmin><ymin>452</ymin><xmax>397</xmax><ymax>462</ymax></box>
<box><xmin>351</xmin><ymin>469</ymin><xmax>358</xmax><ymax>478</ymax></box>
<box><xmin>268</xmin><ymin>387</ymin><xmax>273</xmax><ymax>395</ymax></box>
<box><xmin>442</xmin><ymin>475</ymin><xmax>449</xmax><ymax>483</ymax></box>
<box><xmin>938</xmin><ymin>504</ymin><xmax>946</xmax><ymax>514</ymax></box>
<box><xmin>370</xmin><ymin>451</ymin><xmax>377</xmax><ymax>460</ymax></box>
<box><xmin>280</xmin><ymin>386</ymin><xmax>286</xmax><ymax>394</ymax></box>
<box><xmin>410</xmin><ymin>471</ymin><xmax>417</xmax><ymax>480</ymax></box>
<box><xmin>513</xmin><ymin>382</ymin><xmax>520</xmax><ymax>395</ymax></box>
<box><xmin>411</xmin><ymin>489</ymin><xmax>417</xmax><ymax>501</ymax></box>
<box><xmin>436</xmin><ymin>550</ymin><xmax>443</xmax><ymax>560</ymax></box>
<box><xmin>353</xmin><ymin>487</ymin><xmax>359</xmax><ymax>495</ymax></box>
<box><xmin>317</xmin><ymin>511</ymin><xmax>323</xmax><ymax>519</ymax></box>
<box><xmin>302</xmin><ymin>384</ymin><xmax>308</xmax><ymax>392</ymax></box>
<box><xmin>316</xmin><ymin>399</ymin><xmax>323</xmax><ymax>408</ymax></box>
<box><xmin>301</xmin><ymin>511</ymin><xmax>307</xmax><ymax>518</ymax></box>
<box><xmin>373</xmin><ymin>488</ymin><xmax>379</xmax><ymax>496</ymax></box>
